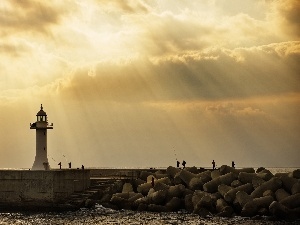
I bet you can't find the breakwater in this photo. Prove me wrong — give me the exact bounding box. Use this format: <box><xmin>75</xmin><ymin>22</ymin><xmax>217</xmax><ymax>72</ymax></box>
<box><xmin>90</xmin><ymin>166</ymin><xmax>300</xmax><ymax>221</ymax></box>
<box><xmin>0</xmin><ymin>169</ymin><xmax>90</xmax><ymax>211</ymax></box>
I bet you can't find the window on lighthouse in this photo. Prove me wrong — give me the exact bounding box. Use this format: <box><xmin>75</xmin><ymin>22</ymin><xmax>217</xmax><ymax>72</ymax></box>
<box><xmin>37</xmin><ymin>116</ymin><xmax>47</xmax><ymax>121</ymax></box>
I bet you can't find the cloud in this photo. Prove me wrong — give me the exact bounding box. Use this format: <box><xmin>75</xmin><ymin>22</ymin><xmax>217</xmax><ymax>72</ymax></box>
<box><xmin>58</xmin><ymin>41</ymin><xmax>300</xmax><ymax>103</ymax></box>
<box><xmin>205</xmin><ymin>103</ymin><xmax>266</xmax><ymax>117</ymax></box>
<box><xmin>95</xmin><ymin>0</ymin><xmax>150</xmax><ymax>14</ymax></box>
<box><xmin>275</xmin><ymin>0</ymin><xmax>300</xmax><ymax>37</ymax></box>
<box><xmin>0</xmin><ymin>42</ymin><xmax>29</xmax><ymax>57</ymax></box>
<box><xmin>0</xmin><ymin>0</ymin><xmax>73</xmax><ymax>36</ymax></box>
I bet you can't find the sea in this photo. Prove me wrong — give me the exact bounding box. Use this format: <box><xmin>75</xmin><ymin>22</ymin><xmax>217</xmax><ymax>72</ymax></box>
<box><xmin>0</xmin><ymin>167</ymin><xmax>299</xmax><ymax>225</ymax></box>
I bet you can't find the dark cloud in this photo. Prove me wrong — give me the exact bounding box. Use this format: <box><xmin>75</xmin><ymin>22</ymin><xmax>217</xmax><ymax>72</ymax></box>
<box><xmin>276</xmin><ymin>0</ymin><xmax>300</xmax><ymax>37</ymax></box>
<box><xmin>0</xmin><ymin>0</ymin><xmax>72</xmax><ymax>36</ymax></box>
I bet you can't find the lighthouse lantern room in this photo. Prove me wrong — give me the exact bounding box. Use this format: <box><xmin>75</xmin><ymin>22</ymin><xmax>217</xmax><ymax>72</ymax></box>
<box><xmin>30</xmin><ymin>104</ymin><xmax>53</xmax><ymax>170</ymax></box>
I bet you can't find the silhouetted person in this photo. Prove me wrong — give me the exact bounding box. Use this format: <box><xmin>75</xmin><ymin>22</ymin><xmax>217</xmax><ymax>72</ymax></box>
<box><xmin>151</xmin><ymin>177</ymin><xmax>155</xmax><ymax>187</ymax></box>
<box><xmin>81</xmin><ymin>165</ymin><xmax>84</xmax><ymax>170</ymax></box>
<box><xmin>68</xmin><ymin>162</ymin><xmax>72</xmax><ymax>169</ymax></box>
<box><xmin>58</xmin><ymin>162</ymin><xmax>62</xmax><ymax>170</ymax></box>
<box><xmin>182</xmin><ymin>160</ymin><xmax>186</xmax><ymax>169</ymax></box>
<box><xmin>232</xmin><ymin>161</ymin><xmax>235</xmax><ymax>168</ymax></box>
<box><xmin>176</xmin><ymin>160</ymin><xmax>180</xmax><ymax>168</ymax></box>
<box><xmin>212</xmin><ymin>160</ymin><xmax>216</xmax><ymax>170</ymax></box>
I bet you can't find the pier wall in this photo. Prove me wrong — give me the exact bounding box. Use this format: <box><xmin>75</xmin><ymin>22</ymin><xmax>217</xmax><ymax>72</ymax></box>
<box><xmin>0</xmin><ymin>170</ymin><xmax>90</xmax><ymax>203</ymax></box>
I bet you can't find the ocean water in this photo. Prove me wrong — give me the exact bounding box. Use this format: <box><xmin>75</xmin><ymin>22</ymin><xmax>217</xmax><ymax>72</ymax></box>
<box><xmin>0</xmin><ymin>167</ymin><xmax>299</xmax><ymax>225</ymax></box>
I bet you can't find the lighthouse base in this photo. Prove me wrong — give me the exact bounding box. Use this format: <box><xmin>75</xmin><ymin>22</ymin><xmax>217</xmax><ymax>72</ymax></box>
<box><xmin>32</xmin><ymin>158</ymin><xmax>50</xmax><ymax>170</ymax></box>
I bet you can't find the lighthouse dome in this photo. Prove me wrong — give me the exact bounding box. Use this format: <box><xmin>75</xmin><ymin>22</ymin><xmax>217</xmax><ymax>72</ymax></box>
<box><xmin>36</xmin><ymin>104</ymin><xmax>47</xmax><ymax>116</ymax></box>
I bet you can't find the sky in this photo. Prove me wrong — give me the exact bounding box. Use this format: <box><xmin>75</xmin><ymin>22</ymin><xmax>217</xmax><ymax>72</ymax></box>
<box><xmin>0</xmin><ymin>0</ymin><xmax>299</xmax><ymax>169</ymax></box>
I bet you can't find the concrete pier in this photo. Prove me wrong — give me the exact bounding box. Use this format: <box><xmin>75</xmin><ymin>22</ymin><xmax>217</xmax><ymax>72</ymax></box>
<box><xmin>0</xmin><ymin>169</ymin><xmax>90</xmax><ymax>210</ymax></box>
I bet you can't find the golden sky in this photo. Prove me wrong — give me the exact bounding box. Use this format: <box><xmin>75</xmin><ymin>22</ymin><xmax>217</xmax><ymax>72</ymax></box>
<box><xmin>0</xmin><ymin>0</ymin><xmax>299</xmax><ymax>168</ymax></box>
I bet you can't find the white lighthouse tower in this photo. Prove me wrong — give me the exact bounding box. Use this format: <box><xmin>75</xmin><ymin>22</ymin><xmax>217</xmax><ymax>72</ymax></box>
<box><xmin>30</xmin><ymin>104</ymin><xmax>53</xmax><ymax>170</ymax></box>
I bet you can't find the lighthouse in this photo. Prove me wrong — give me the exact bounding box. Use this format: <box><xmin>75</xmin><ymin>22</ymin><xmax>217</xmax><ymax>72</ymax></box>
<box><xmin>30</xmin><ymin>104</ymin><xmax>53</xmax><ymax>170</ymax></box>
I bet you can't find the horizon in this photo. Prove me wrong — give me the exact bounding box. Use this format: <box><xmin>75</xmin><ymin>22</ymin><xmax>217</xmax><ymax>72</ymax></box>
<box><xmin>0</xmin><ymin>0</ymin><xmax>299</xmax><ymax>169</ymax></box>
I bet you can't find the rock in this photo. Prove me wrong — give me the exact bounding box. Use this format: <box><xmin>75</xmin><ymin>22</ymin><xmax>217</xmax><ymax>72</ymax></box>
<box><xmin>291</xmin><ymin>181</ymin><xmax>300</xmax><ymax>195</ymax></box>
<box><xmin>112</xmin><ymin>192</ymin><xmax>131</xmax><ymax>199</ymax></box>
<box><xmin>279</xmin><ymin>193</ymin><xmax>300</xmax><ymax>209</ymax></box>
<box><xmin>211</xmin><ymin>192</ymin><xmax>222</xmax><ymax>201</ymax></box>
<box><xmin>165</xmin><ymin>197</ymin><xmax>181</xmax><ymax>211</ymax></box>
<box><xmin>85</xmin><ymin>199</ymin><xmax>94</xmax><ymax>208</ymax></box>
<box><xmin>128</xmin><ymin>193</ymin><xmax>144</xmax><ymax>202</ymax></box>
<box><xmin>196</xmin><ymin>170</ymin><xmax>212</xmax><ymax>183</ymax></box>
<box><xmin>218</xmin><ymin>184</ymin><xmax>233</xmax><ymax>197</ymax></box>
<box><xmin>99</xmin><ymin>193</ymin><xmax>112</xmax><ymax>203</ymax></box>
<box><xmin>185</xmin><ymin>166</ymin><xmax>199</xmax><ymax>174</ymax></box>
<box><xmin>178</xmin><ymin>169</ymin><xmax>197</xmax><ymax>186</ymax></box>
<box><xmin>148</xmin><ymin>190</ymin><xmax>167</xmax><ymax>205</ymax></box>
<box><xmin>290</xmin><ymin>169</ymin><xmax>300</xmax><ymax>179</ymax></box>
<box><xmin>275</xmin><ymin>188</ymin><xmax>290</xmax><ymax>202</ymax></box>
<box><xmin>122</xmin><ymin>183</ymin><xmax>133</xmax><ymax>193</ymax></box>
<box><xmin>203</xmin><ymin>172</ymin><xmax>237</xmax><ymax>193</ymax></box>
<box><xmin>134</xmin><ymin>196</ymin><xmax>148</xmax><ymax>205</ymax></box>
<box><xmin>270</xmin><ymin>203</ymin><xmax>300</xmax><ymax>220</ymax></box>
<box><xmin>110</xmin><ymin>195</ymin><xmax>127</xmax><ymax>205</ymax></box>
<box><xmin>147</xmin><ymin>175</ymin><xmax>157</xmax><ymax>183</ymax></box>
<box><xmin>133</xmin><ymin>178</ymin><xmax>146</xmax><ymax>190</ymax></box>
<box><xmin>100</xmin><ymin>202</ymin><xmax>119</xmax><ymax>210</ymax></box>
<box><xmin>188</xmin><ymin>177</ymin><xmax>203</xmax><ymax>190</ymax></box>
<box><xmin>257</xmin><ymin>173</ymin><xmax>273</xmax><ymax>181</ymax></box>
<box><xmin>252</xmin><ymin>176</ymin><xmax>265</xmax><ymax>189</ymax></box>
<box><xmin>219</xmin><ymin>165</ymin><xmax>255</xmax><ymax>175</ymax></box>
<box><xmin>269</xmin><ymin>201</ymin><xmax>290</xmax><ymax>219</ymax></box>
<box><xmin>111</xmin><ymin>180</ymin><xmax>124</xmax><ymax>193</ymax></box>
<box><xmin>280</xmin><ymin>175</ymin><xmax>298</xmax><ymax>193</ymax></box>
<box><xmin>173</xmin><ymin>172</ymin><xmax>184</xmax><ymax>185</ymax></box>
<box><xmin>231</xmin><ymin>180</ymin><xmax>243</xmax><ymax>188</ymax></box>
<box><xmin>290</xmin><ymin>207</ymin><xmax>300</xmax><ymax>219</ymax></box>
<box><xmin>183</xmin><ymin>188</ymin><xmax>194</xmax><ymax>197</ymax></box>
<box><xmin>250</xmin><ymin>177</ymin><xmax>282</xmax><ymax>198</ymax></box>
<box><xmin>224</xmin><ymin>183</ymin><xmax>253</xmax><ymax>203</ymax></box>
<box><xmin>216</xmin><ymin>198</ymin><xmax>234</xmax><ymax>217</ymax></box>
<box><xmin>274</xmin><ymin>172</ymin><xmax>289</xmax><ymax>178</ymax></box>
<box><xmin>256</xmin><ymin>167</ymin><xmax>265</xmax><ymax>173</ymax></box>
<box><xmin>257</xmin><ymin>168</ymin><xmax>273</xmax><ymax>175</ymax></box>
<box><xmin>137</xmin><ymin>203</ymin><xmax>148</xmax><ymax>211</ymax></box>
<box><xmin>166</xmin><ymin>166</ymin><xmax>181</xmax><ymax>178</ymax></box>
<box><xmin>184</xmin><ymin>194</ymin><xmax>194</xmax><ymax>212</ymax></box>
<box><xmin>239</xmin><ymin>172</ymin><xmax>263</xmax><ymax>184</ymax></box>
<box><xmin>257</xmin><ymin>207</ymin><xmax>269</xmax><ymax>216</ymax></box>
<box><xmin>195</xmin><ymin>207</ymin><xmax>211</xmax><ymax>217</ymax></box>
<box><xmin>153</xmin><ymin>182</ymin><xmax>169</xmax><ymax>192</ymax></box>
<box><xmin>219</xmin><ymin>165</ymin><xmax>237</xmax><ymax>175</ymax></box>
<box><xmin>148</xmin><ymin>187</ymin><xmax>155</xmax><ymax>195</ymax></box>
<box><xmin>211</xmin><ymin>170</ymin><xmax>221</xmax><ymax>179</ymax></box>
<box><xmin>137</xmin><ymin>182</ymin><xmax>152</xmax><ymax>196</ymax></box>
<box><xmin>140</xmin><ymin>171</ymin><xmax>154</xmax><ymax>181</ymax></box>
<box><xmin>263</xmin><ymin>190</ymin><xmax>275</xmax><ymax>199</ymax></box>
<box><xmin>156</xmin><ymin>177</ymin><xmax>172</xmax><ymax>185</ymax></box>
<box><xmin>241</xmin><ymin>196</ymin><xmax>274</xmax><ymax>217</ymax></box>
<box><xmin>148</xmin><ymin>204</ymin><xmax>167</xmax><ymax>212</ymax></box>
<box><xmin>167</xmin><ymin>184</ymin><xmax>185</xmax><ymax>199</ymax></box>
<box><xmin>236</xmin><ymin>191</ymin><xmax>253</xmax><ymax>208</ymax></box>
<box><xmin>193</xmin><ymin>195</ymin><xmax>215</xmax><ymax>214</ymax></box>
<box><xmin>237</xmin><ymin>168</ymin><xmax>255</xmax><ymax>174</ymax></box>
<box><xmin>192</xmin><ymin>191</ymin><xmax>207</xmax><ymax>208</ymax></box>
